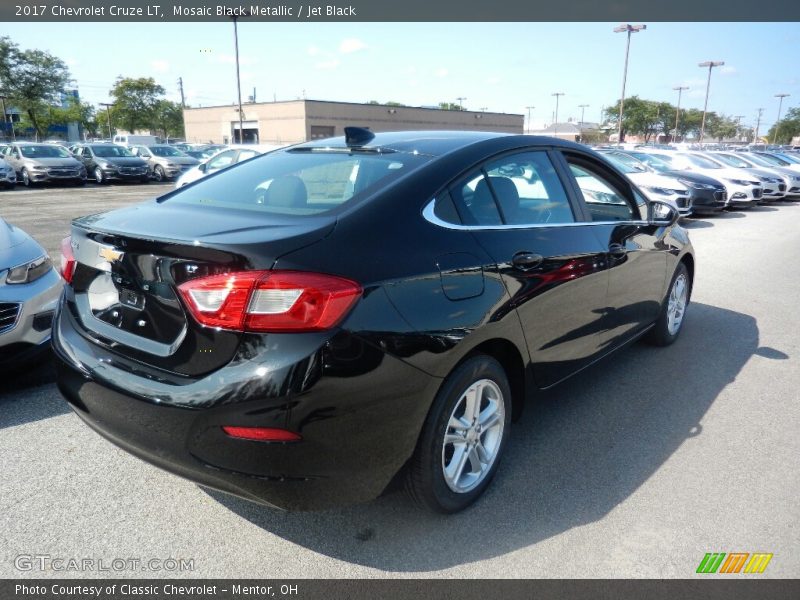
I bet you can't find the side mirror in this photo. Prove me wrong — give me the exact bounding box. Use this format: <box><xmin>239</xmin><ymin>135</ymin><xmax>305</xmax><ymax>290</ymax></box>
<box><xmin>648</xmin><ymin>201</ymin><xmax>680</xmax><ymax>226</ymax></box>
<box><xmin>198</xmin><ymin>163</ymin><xmax>207</xmax><ymax>173</ymax></box>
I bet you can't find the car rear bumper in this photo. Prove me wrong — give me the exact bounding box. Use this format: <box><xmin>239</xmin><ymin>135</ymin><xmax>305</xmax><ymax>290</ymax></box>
<box><xmin>52</xmin><ymin>301</ymin><xmax>439</xmax><ymax>511</ymax></box>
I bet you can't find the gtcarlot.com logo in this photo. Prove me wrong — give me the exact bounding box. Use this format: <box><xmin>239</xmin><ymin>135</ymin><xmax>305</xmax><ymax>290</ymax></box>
<box><xmin>696</xmin><ymin>552</ymin><xmax>773</xmax><ymax>574</ymax></box>
<box><xmin>14</xmin><ymin>554</ymin><xmax>195</xmax><ymax>573</ymax></box>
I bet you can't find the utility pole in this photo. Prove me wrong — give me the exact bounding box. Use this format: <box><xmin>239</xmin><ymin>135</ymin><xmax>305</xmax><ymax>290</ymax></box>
<box><xmin>456</xmin><ymin>97</ymin><xmax>466</xmax><ymax>110</ymax></box>
<box><xmin>525</xmin><ymin>105</ymin><xmax>535</xmax><ymax>134</ymax></box>
<box><xmin>252</xmin><ymin>87</ymin><xmax>256</xmax><ymax>103</ymax></box>
<box><xmin>0</xmin><ymin>95</ymin><xmax>8</xmax><ymax>141</ymax></box>
<box><xmin>734</xmin><ymin>115</ymin><xmax>745</xmax><ymax>141</ymax></box>
<box><xmin>673</xmin><ymin>86</ymin><xmax>689</xmax><ymax>143</ymax></box>
<box><xmin>552</xmin><ymin>93</ymin><xmax>564</xmax><ymax>137</ymax></box>
<box><xmin>698</xmin><ymin>60</ymin><xmax>725</xmax><ymax>144</ymax></box>
<box><xmin>578</xmin><ymin>104</ymin><xmax>589</xmax><ymax>143</ymax></box>
<box><xmin>99</xmin><ymin>102</ymin><xmax>114</xmax><ymax>139</ymax></box>
<box><xmin>754</xmin><ymin>108</ymin><xmax>764</xmax><ymax>144</ymax></box>
<box><xmin>231</xmin><ymin>12</ymin><xmax>249</xmax><ymax>143</ymax></box>
<box><xmin>177</xmin><ymin>77</ymin><xmax>186</xmax><ymax>108</ymax></box>
<box><xmin>614</xmin><ymin>23</ymin><xmax>646</xmax><ymax>145</ymax></box>
<box><xmin>773</xmin><ymin>93</ymin><xmax>790</xmax><ymax>144</ymax></box>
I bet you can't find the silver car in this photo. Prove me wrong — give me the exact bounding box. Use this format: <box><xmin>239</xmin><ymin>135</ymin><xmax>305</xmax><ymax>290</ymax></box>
<box><xmin>128</xmin><ymin>144</ymin><xmax>200</xmax><ymax>182</ymax></box>
<box><xmin>0</xmin><ymin>218</ymin><xmax>63</xmax><ymax>369</ymax></box>
<box><xmin>2</xmin><ymin>143</ymin><xmax>87</xmax><ymax>187</ymax></box>
<box><xmin>0</xmin><ymin>156</ymin><xmax>16</xmax><ymax>189</ymax></box>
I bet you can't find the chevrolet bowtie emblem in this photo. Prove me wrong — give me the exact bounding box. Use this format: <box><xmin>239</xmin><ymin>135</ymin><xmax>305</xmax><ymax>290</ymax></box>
<box><xmin>98</xmin><ymin>246</ymin><xmax>124</xmax><ymax>263</ymax></box>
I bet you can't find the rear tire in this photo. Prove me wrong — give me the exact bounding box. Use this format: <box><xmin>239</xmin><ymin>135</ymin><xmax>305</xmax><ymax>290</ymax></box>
<box><xmin>646</xmin><ymin>262</ymin><xmax>691</xmax><ymax>346</ymax></box>
<box><xmin>405</xmin><ymin>354</ymin><xmax>511</xmax><ymax>513</ymax></box>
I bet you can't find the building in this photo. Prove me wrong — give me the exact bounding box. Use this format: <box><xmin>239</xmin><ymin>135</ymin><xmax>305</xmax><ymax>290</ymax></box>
<box><xmin>528</xmin><ymin>121</ymin><xmax>604</xmax><ymax>143</ymax></box>
<box><xmin>183</xmin><ymin>99</ymin><xmax>523</xmax><ymax>145</ymax></box>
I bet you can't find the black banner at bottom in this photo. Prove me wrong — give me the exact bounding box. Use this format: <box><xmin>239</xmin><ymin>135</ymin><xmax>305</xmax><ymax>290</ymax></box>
<box><xmin>3</xmin><ymin>579</ymin><xmax>799</xmax><ymax>600</ymax></box>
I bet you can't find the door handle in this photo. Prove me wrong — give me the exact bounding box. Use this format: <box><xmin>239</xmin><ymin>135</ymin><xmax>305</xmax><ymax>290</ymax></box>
<box><xmin>608</xmin><ymin>243</ymin><xmax>627</xmax><ymax>259</ymax></box>
<box><xmin>512</xmin><ymin>251</ymin><xmax>544</xmax><ymax>271</ymax></box>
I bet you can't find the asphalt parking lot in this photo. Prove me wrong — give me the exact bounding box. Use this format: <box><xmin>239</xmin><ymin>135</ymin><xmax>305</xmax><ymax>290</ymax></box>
<box><xmin>1</xmin><ymin>184</ymin><xmax>798</xmax><ymax>578</ymax></box>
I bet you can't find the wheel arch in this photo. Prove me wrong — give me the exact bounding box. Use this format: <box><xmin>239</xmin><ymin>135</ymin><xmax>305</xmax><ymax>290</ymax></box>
<box><xmin>463</xmin><ymin>338</ymin><xmax>528</xmax><ymax>422</ymax></box>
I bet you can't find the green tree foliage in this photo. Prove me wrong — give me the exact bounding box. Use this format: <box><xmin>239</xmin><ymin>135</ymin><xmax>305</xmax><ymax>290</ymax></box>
<box><xmin>705</xmin><ymin>113</ymin><xmax>738</xmax><ymax>142</ymax></box>
<box><xmin>438</xmin><ymin>102</ymin><xmax>465</xmax><ymax>111</ymax></box>
<box><xmin>109</xmin><ymin>77</ymin><xmax>166</xmax><ymax>134</ymax></box>
<box><xmin>152</xmin><ymin>99</ymin><xmax>185</xmax><ymax>139</ymax></box>
<box><xmin>766</xmin><ymin>106</ymin><xmax>800</xmax><ymax>144</ymax></box>
<box><xmin>0</xmin><ymin>36</ymin><xmax>71</xmax><ymax>139</ymax></box>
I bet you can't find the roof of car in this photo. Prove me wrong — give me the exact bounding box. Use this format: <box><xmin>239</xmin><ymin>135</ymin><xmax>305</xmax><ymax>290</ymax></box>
<box><xmin>295</xmin><ymin>130</ymin><xmax>584</xmax><ymax>157</ymax></box>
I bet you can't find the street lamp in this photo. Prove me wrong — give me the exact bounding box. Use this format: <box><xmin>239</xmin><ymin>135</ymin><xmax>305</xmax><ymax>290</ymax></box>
<box><xmin>99</xmin><ymin>102</ymin><xmax>114</xmax><ymax>139</ymax></box>
<box><xmin>672</xmin><ymin>86</ymin><xmax>689</xmax><ymax>143</ymax></box>
<box><xmin>578</xmin><ymin>104</ymin><xmax>589</xmax><ymax>143</ymax></box>
<box><xmin>456</xmin><ymin>97</ymin><xmax>467</xmax><ymax>110</ymax></box>
<box><xmin>552</xmin><ymin>93</ymin><xmax>564</xmax><ymax>137</ymax></box>
<box><xmin>613</xmin><ymin>23</ymin><xmax>646</xmax><ymax>145</ymax></box>
<box><xmin>754</xmin><ymin>108</ymin><xmax>764</xmax><ymax>144</ymax></box>
<box><xmin>231</xmin><ymin>12</ymin><xmax>250</xmax><ymax>143</ymax></box>
<box><xmin>734</xmin><ymin>115</ymin><xmax>745</xmax><ymax>141</ymax></box>
<box><xmin>698</xmin><ymin>60</ymin><xmax>725</xmax><ymax>144</ymax></box>
<box><xmin>525</xmin><ymin>105</ymin><xmax>534</xmax><ymax>134</ymax></box>
<box><xmin>773</xmin><ymin>93</ymin><xmax>790</xmax><ymax>144</ymax></box>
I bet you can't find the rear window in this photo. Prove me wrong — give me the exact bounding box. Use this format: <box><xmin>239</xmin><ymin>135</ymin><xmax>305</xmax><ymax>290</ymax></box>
<box><xmin>165</xmin><ymin>149</ymin><xmax>431</xmax><ymax>216</ymax></box>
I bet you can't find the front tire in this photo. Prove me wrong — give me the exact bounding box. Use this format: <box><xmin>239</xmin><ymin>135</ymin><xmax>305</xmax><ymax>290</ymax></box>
<box><xmin>153</xmin><ymin>165</ymin><xmax>166</xmax><ymax>182</ymax></box>
<box><xmin>21</xmin><ymin>168</ymin><xmax>33</xmax><ymax>187</ymax></box>
<box><xmin>646</xmin><ymin>262</ymin><xmax>691</xmax><ymax>346</ymax></box>
<box><xmin>405</xmin><ymin>354</ymin><xmax>511</xmax><ymax>513</ymax></box>
<box><xmin>94</xmin><ymin>167</ymin><xmax>105</xmax><ymax>184</ymax></box>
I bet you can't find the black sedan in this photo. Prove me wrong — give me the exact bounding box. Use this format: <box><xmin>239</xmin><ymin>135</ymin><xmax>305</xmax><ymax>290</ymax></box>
<box><xmin>53</xmin><ymin>130</ymin><xmax>694</xmax><ymax>513</ymax></box>
<box><xmin>620</xmin><ymin>150</ymin><xmax>728</xmax><ymax>214</ymax></box>
<box><xmin>72</xmin><ymin>143</ymin><xmax>150</xmax><ymax>184</ymax></box>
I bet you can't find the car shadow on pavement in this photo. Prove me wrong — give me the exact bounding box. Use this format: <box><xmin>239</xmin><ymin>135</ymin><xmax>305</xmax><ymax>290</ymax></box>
<box><xmin>0</xmin><ymin>353</ymin><xmax>69</xmax><ymax>429</ymax></box>
<box><xmin>681</xmin><ymin>220</ymin><xmax>714</xmax><ymax>229</ymax></box>
<box><xmin>208</xmin><ymin>301</ymin><xmax>770</xmax><ymax>571</ymax></box>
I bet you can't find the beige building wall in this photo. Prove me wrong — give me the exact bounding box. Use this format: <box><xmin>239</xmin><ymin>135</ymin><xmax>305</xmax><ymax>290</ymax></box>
<box><xmin>183</xmin><ymin>100</ymin><xmax>523</xmax><ymax>145</ymax></box>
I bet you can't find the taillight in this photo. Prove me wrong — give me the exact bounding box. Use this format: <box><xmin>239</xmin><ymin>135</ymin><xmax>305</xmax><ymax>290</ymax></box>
<box><xmin>222</xmin><ymin>426</ymin><xmax>302</xmax><ymax>442</ymax></box>
<box><xmin>60</xmin><ymin>236</ymin><xmax>76</xmax><ymax>284</ymax></box>
<box><xmin>177</xmin><ymin>270</ymin><xmax>361</xmax><ymax>333</ymax></box>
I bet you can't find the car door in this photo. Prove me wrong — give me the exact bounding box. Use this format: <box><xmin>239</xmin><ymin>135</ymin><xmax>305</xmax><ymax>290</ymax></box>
<box><xmin>6</xmin><ymin>147</ymin><xmax>22</xmax><ymax>174</ymax></box>
<box><xmin>79</xmin><ymin>147</ymin><xmax>95</xmax><ymax>171</ymax></box>
<box><xmin>560</xmin><ymin>150</ymin><xmax>668</xmax><ymax>351</ymax></box>
<box><xmin>448</xmin><ymin>149</ymin><xmax>612</xmax><ymax>389</ymax></box>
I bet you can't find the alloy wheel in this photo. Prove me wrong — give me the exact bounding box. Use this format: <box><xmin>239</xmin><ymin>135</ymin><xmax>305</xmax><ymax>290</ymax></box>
<box><xmin>667</xmin><ymin>273</ymin><xmax>688</xmax><ymax>335</ymax></box>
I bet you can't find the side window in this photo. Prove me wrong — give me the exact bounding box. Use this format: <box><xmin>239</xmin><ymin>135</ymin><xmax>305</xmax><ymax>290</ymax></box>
<box><xmin>483</xmin><ymin>152</ymin><xmax>575</xmax><ymax>225</ymax></box>
<box><xmin>450</xmin><ymin>171</ymin><xmax>502</xmax><ymax>226</ymax></box>
<box><xmin>567</xmin><ymin>160</ymin><xmax>637</xmax><ymax>222</ymax></box>
<box><xmin>238</xmin><ymin>150</ymin><xmax>258</xmax><ymax>161</ymax></box>
<box><xmin>432</xmin><ymin>190</ymin><xmax>462</xmax><ymax>224</ymax></box>
<box><xmin>207</xmin><ymin>150</ymin><xmax>236</xmax><ymax>170</ymax></box>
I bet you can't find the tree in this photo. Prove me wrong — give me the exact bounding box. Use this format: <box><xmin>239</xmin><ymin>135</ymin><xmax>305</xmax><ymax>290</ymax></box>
<box><xmin>438</xmin><ymin>102</ymin><xmax>465</xmax><ymax>111</ymax></box>
<box><xmin>110</xmin><ymin>77</ymin><xmax>166</xmax><ymax>134</ymax></box>
<box><xmin>766</xmin><ymin>106</ymin><xmax>800</xmax><ymax>144</ymax></box>
<box><xmin>706</xmin><ymin>113</ymin><xmax>738</xmax><ymax>142</ymax></box>
<box><xmin>152</xmin><ymin>99</ymin><xmax>184</xmax><ymax>139</ymax></box>
<box><xmin>0</xmin><ymin>36</ymin><xmax>71</xmax><ymax>139</ymax></box>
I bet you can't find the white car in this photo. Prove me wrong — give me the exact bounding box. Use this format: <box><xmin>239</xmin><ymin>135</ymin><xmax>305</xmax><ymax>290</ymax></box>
<box><xmin>704</xmin><ymin>152</ymin><xmax>791</xmax><ymax>200</ymax></box>
<box><xmin>599</xmin><ymin>151</ymin><xmax>692</xmax><ymax>216</ymax></box>
<box><xmin>0</xmin><ymin>157</ymin><xmax>16</xmax><ymax>189</ymax></box>
<box><xmin>642</xmin><ymin>151</ymin><xmax>762</xmax><ymax>208</ymax></box>
<box><xmin>175</xmin><ymin>144</ymin><xmax>285</xmax><ymax>188</ymax></box>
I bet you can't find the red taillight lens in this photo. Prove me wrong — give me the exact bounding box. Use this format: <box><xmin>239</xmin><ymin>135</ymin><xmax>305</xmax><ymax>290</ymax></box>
<box><xmin>177</xmin><ymin>270</ymin><xmax>361</xmax><ymax>333</ymax></box>
<box><xmin>60</xmin><ymin>236</ymin><xmax>76</xmax><ymax>284</ymax></box>
<box><xmin>222</xmin><ymin>426</ymin><xmax>302</xmax><ymax>442</ymax></box>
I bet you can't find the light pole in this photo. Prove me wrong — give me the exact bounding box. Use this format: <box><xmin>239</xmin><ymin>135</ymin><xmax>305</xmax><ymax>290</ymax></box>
<box><xmin>734</xmin><ymin>115</ymin><xmax>745</xmax><ymax>141</ymax></box>
<box><xmin>99</xmin><ymin>102</ymin><xmax>113</xmax><ymax>139</ymax></box>
<box><xmin>754</xmin><ymin>108</ymin><xmax>764</xmax><ymax>144</ymax></box>
<box><xmin>613</xmin><ymin>23</ymin><xmax>646</xmax><ymax>145</ymax></box>
<box><xmin>231</xmin><ymin>12</ymin><xmax>249</xmax><ymax>143</ymax></box>
<box><xmin>698</xmin><ymin>60</ymin><xmax>724</xmax><ymax>144</ymax></box>
<box><xmin>552</xmin><ymin>93</ymin><xmax>564</xmax><ymax>137</ymax></box>
<box><xmin>525</xmin><ymin>105</ymin><xmax>534</xmax><ymax>134</ymax></box>
<box><xmin>456</xmin><ymin>97</ymin><xmax>466</xmax><ymax>110</ymax></box>
<box><xmin>672</xmin><ymin>86</ymin><xmax>688</xmax><ymax>143</ymax></box>
<box><xmin>772</xmin><ymin>93</ymin><xmax>790</xmax><ymax>144</ymax></box>
<box><xmin>578</xmin><ymin>104</ymin><xmax>589</xmax><ymax>143</ymax></box>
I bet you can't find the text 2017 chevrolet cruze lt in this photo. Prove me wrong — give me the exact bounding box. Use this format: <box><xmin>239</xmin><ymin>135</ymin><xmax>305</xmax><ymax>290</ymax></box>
<box><xmin>54</xmin><ymin>130</ymin><xmax>694</xmax><ymax>513</ymax></box>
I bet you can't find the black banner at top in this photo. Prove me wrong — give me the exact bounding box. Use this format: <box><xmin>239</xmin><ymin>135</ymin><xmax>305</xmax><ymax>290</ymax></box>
<box><xmin>3</xmin><ymin>0</ymin><xmax>800</xmax><ymax>22</ymax></box>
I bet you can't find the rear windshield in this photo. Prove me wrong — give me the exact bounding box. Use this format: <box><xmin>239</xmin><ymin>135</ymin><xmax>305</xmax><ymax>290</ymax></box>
<box><xmin>164</xmin><ymin>149</ymin><xmax>431</xmax><ymax>216</ymax></box>
<box><xmin>19</xmin><ymin>145</ymin><xmax>72</xmax><ymax>158</ymax></box>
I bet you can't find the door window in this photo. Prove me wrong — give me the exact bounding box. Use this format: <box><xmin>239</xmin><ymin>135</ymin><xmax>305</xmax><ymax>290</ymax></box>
<box><xmin>566</xmin><ymin>159</ymin><xmax>638</xmax><ymax>222</ymax></box>
<box><xmin>206</xmin><ymin>150</ymin><xmax>236</xmax><ymax>171</ymax></box>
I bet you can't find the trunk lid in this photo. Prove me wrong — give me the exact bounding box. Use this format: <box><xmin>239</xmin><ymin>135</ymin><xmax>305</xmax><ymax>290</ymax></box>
<box><xmin>66</xmin><ymin>200</ymin><xmax>335</xmax><ymax>376</ymax></box>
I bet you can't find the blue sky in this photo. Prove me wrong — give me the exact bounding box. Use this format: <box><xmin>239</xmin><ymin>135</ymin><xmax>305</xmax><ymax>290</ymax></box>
<box><xmin>5</xmin><ymin>22</ymin><xmax>799</xmax><ymax>131</ymax></box>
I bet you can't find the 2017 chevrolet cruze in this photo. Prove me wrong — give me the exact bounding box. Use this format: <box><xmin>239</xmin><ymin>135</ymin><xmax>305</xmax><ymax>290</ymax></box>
<box><xmin>53</xmin><ymin>130</ymin><xmax>694</xmax><ymax>513</ymax></box>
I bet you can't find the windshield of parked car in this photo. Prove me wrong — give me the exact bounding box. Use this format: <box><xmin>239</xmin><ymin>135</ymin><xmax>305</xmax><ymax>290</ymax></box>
<box><xmin>150</xmin><ymin>146</ymin><xmax>186</xmax><ymax>157</ymax></box>
<box><xmin>164</xmin><ymin>149</ymin><xmax>432</xmax><ymax>216</ymax></box>
<box><xmin>92</xmin><ymin>145</ymin><xmax>134</xmax><ymax>157</ymax></box>
<box><xmin>712</xmin><ymin>153</ymin><xmax>753</xmax><ymax>168</ymax></box>
<box><xmin>602</xmin><ymin>152</ymin><xmax>648</xmax><ymax>173</ymax></box>
<box><xmin>761</xmin><ymin>153</ymin><xmax>796</xmax><ymax>166</ymax></box>
<box><xmin>683</xmin><ymin>153</ymin><xmax>723</xmax><ymax>169</ymax></box>
<box><xmin>599</xmin><ymin>153</ymin><xmax>640</xmax><ymax>174</ymax></box>
<box><xmin>737</xmin><ymin>153</ymin><xmax>775</xmax><ymax>168</ymax></box>
<box><xmin>19</xmin><ymin>145</ymin><xmax>72</xmax><ymax>158</ymax></box>
<box><xmin>629</xmin><ymin>152</ymin><xmax>672</xmax><ymax>173</ymax></box>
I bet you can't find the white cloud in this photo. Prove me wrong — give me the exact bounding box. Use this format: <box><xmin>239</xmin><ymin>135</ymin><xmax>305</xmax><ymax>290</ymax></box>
<box><xmin>215</xmin><ymin>54</ymin><xmax>257</xmax><ymax>66</ymax></box>
<box><xmin>485</xmin><ymin>76</ymin><xmax>501</xmax><ymax>85</ymax></box>
<box><xmin>435</xmin><ymin>68</ymin><xmax>449</xmax><ymax>78</ymax></box>
<box><xmin>315</xmin><ymin>59</ymin><xmax>341</xmax><ymax>70</ymax></box>
<box><xmin>339</xmin><ymin>38</ymin><xmax>367</xmax><ymax>54</ymax></box>
<box><xmin>151</xmin><ymin>59</ymin><xmax>170</xmax><ymax>73</ymax></box>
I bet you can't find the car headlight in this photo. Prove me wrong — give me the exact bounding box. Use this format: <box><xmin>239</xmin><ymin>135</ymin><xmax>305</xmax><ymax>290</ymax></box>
<box><xmin>678</xmin><ymin>178</ymin><xmax>716</xmax><ymax>190</ymax></box>
<box><xmin>644</xmin><ymin>186</ymin><xmax>676</xmax><ymax>196</ymax></box>
<box><xmin>726</xmin><ymin>179</ymin><xmax>752</xmax><ymax>186</ymax></box>
<box><xmin>5</xmin><ymin>255</ymin><xmax>53</xmax><ymax>285</ymax></box>
<box><xmin>759</xmin><ymin>176</ymin><xmax>779</xmax><ymax>183</ymax></box>
<box><xmin>166</xmin><ymin>163</ymin><xmax>179</xmax><ymax>168</ymax></box>
<box><xmin>31</xmin><ymin>165</ymin><xmax>47</xmax><ymax>171</ymax></box>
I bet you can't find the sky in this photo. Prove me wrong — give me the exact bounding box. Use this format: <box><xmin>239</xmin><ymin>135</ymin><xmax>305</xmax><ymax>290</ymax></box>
<box><xmin>4</xmin><ymin>22</ymin><xmax>800</xmax><ymax>132</ymax></box>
